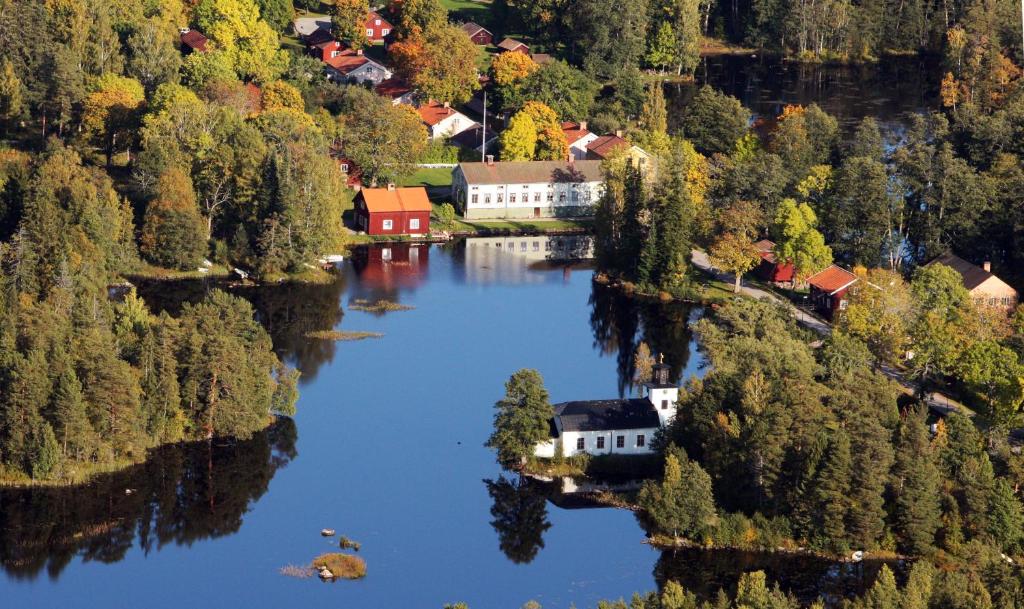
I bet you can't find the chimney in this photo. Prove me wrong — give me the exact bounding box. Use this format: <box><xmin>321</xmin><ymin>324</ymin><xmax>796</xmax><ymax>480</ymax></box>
<box><xmin>567</xmin><ymin>151</ymin><xmax>574</xmax><ymax>164</ymax></box>
<box><xmin>983</xmin><ymin>261</ymin><xmax>992</xmax><ymax>272</ymax></box>
<box><xmin>615</xmin><ymin>129</ymin><xmax>624</xmax><ymax>138</ymax></box>
<box><xmin>387</xmin><ymin>183</ymin><xmax>396</xmax><ymax>191</ymax></box>
<box><xmin>579</xmin><ymin>120</ymin><xmax>587</xmax><ymax>131</ymax></box>
<box><xmin>485</xmin><ymin>154</ymin><xmax>494</xmax><ymax>166</ymax></box>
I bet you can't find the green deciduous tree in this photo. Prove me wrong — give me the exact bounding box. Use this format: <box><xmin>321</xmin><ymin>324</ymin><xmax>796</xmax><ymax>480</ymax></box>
<box><xmin>140</xmin><ymin>168</ymin><xmax>208</xmax><ymax>270</ymax></box>
<box><xmin>680</xmin><ymin>86</ymin><xmax>751</xmax><ymax>156</ymax></box>
<box><xmin>637</xmin><ymin>448</ymin><xmax>717</xmax><ymax>539</ymax></box>
<box><xmin>486</xmin><ymin>369</ymin><xmax>554</xmax><ymax>466</ymax></box>
<box><xmin>771</xmin><ymin>198</ymin><xmax>832</xmax><ymax>282</ymax></box>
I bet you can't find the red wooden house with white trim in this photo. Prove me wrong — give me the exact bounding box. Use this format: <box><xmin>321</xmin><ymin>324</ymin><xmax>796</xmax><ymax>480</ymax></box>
<box><xmin>353</xmin><ymin>185</ymin><xmax>431</xmax><ymax>235</ymax></box>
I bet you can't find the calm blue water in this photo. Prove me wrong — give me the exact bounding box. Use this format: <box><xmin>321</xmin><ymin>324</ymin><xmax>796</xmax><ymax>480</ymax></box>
<box><xmin>0</xmin><ymin>241</ymin><xmax>706</xmax><ymax>609</ymax></box>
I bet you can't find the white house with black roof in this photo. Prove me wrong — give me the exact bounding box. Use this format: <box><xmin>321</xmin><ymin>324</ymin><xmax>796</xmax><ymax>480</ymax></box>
<box><xmin>534</xmin><ymin>359</ymin><xmax>678</xmax><ymax>458</ymax></box>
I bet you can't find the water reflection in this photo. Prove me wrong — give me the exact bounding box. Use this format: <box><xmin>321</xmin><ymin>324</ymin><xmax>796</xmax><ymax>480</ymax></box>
<box><xmin>654</xmin><ymin>547</ymin><xmax>903</xmax><ymax>606</ymax></box>
<box><xmin>588</xmin><ymin>283</ymin><xmax>702</xmax><ymax>397</ymax></box>
<box><xmin>0</xmin><ymin>418</ymin><xmax>297</xmax><ymax>581</ymax></box>
<box><xmin>484</xmin><ymin>475</ymin><xmax>552</xmax><ymax>564</ymax></box>
<box><xmin>669</xmin><ymin>54</ymin><xmax>941</xmax><ymax>134</ymax></box>
<box><xmin>348</xmin><ymin>243</ymin><xmax>430</xmax><ymax>302</ymax></box>
<box><xmin>459</xmin><ymin>235</ymin><xmax>595</xmax><ymax>285</ymax></box>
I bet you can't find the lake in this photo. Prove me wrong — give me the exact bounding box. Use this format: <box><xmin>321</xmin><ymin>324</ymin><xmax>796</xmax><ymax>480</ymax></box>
<box><xmin>669</xmin><ymin>54</ymin><xmax>942</xmax><ymax>138</ymax></box>
<box><xmin>0</xmin><ymin>240</ymin><xmax>892</xmax><ymax>608</ymax></box>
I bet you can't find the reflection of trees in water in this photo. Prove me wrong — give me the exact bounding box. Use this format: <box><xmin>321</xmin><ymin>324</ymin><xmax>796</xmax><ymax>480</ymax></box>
<box><xmin>588</xmin><ymin>283</ymin><xmax>698</xmax><ymax>397</ymax></box>
<box><xmin>134</xmin><ymin>278</ymin><xmax>347</xmax><ymax>382</ymax></box>
<box><xmin>0</xmin><ymin>418</ymin><xmax>297</xmax><ymax>581</ymax></box>
<box><xmin>484</xmin><ymin>475</ymin><xmax>552</xmax><ymax>564</ymax></box>
<box><xmin>653</xmin><ymin>547</ymin><xmax>898</xmax><ymax>606</ymax></box>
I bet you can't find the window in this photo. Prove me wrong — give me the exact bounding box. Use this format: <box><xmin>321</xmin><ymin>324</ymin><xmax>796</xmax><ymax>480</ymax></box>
<box><xmin>547</xmin><ymin>192</ymin><xmax>553</xmax><ymax>202</ymax></box>
<box><xmin>597</xmin><ymin>437</ymin><xmax>605</xmax><ymax>449</ymax></box>
<box><xmin>497</xmin><ymin>194</ymin><xmax>503</xmax><ymax>203</ymax></box>
<box><xmin>340</xmin><ymin>163</ymin><xmax>349</xmax><ymax>172</ymax></box>
<box><xmin>382</xmin><ymin>219</ymin><xmax>394</xmax><ymax>230</ymax></box>
<box><xmin>409</xmin><ymin>218</ymin><xmax>420</xmax><ymax>230</ymax></box>
<box><xmin>510</xmin><ymin>193</ymin><xmax>516</xmax><ymax>203</ymax></box>
<box><xmin>576</xmin><ymin>437</ymin><xmax>585</xmax><ymax>450</ymax></box>
<box><xmin>544</xmin><ymin>241</ymin><xmax>551</xmax><ymax>251</ymax></box>
<box><xmin>367</xmin><ymin>28</ymin><xmax>373</xmax><ymax>36</ymax></box>
<box><xmin>559</xmin><ymin>193</ymin><xmax>566</xmax><ymax>202</ymax></box>
<box><xmin>520</xmin><ymin>242</ymin><xmax>527</xmax><ymax>252</ymax></box>
<box><xmin>534</xmin><ymin>192</ymin><xmax>541</xmax><ymax>202</ymax></box>
<box><xmin>331</xmin><ymin>50</ymin><xmax>340</xmax><ymax>58</ymax></box>
<box><xmin>637</xmin><ymin>434</ymin><xmax>646</xmax><ymax>448</ymax></box>
<box><xmin>471</xmin><ymin>194</ymin><xmax>478</xmax><ymax>204</ymax></box>
<box><xmin>571</xmin><ymin>191</ymin><xmax>579</xmax><ymax>202</ymax></box>
<box><xmin>838</xmin><ymin>299</ymin><xmax>848</xmax><ymax>311</ymax></box>
<box><xmin>484</xmin><ymin>194</ymin><xmax>491</xmax><ymax>204</ymax></box>
<box><xmin>661</xmin><ymin>400</ymin><xmax>668</xmax><ymax>410</ymax></box>
<box><xmin>616</xmin><ymin>435</ymin><xmax>625</xmax><ymax>448</ymax></box>
<box><xmin>381</xmin><ymin>248</ymin><xmax>392</xmax><ymax>261</ymax></box>
<box><xmin>507</xmin><ymin>243</ymin><xmax>514</xmax><ymax>250</ymax></box>
<box><xmin>532</xmin><ymin>241</ymin><xmax>540</xmax><ymax>251</ymax></box>
<box><xmin>375</xmin><ymin>19</ymin><xmax>381</xmax><ymax>25</ymax></box>
<box><xmin>382</xmin><ymin>28</ymin><xmax>389</xmax><ymax>35</ymax></box>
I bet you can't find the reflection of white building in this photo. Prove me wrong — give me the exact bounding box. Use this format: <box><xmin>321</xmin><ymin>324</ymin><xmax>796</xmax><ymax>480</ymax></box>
<box><xmin>462</xmin><ymin>235</ymin><xmax>593</xmax><ymax>284</ymax></box>
<box><xmin>535</xmin><ymin>360</ymin><xmax>678</xmax><ymax>458</ymax></box>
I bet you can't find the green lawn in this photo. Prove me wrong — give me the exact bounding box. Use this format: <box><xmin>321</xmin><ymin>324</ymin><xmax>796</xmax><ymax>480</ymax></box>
<box><xmin>399</xmin><ymin>167</ymin><xmax>455</xmax><ymax>188</ymax></box>
<box><xmin>437</xmin><ymin>209</ymin><xmax>593</xmax><ymax>234</ymax></box>
<box><xmin>441</xmin><ymin>0</ymin><xmax>493</xmax><ymax>23</ymax></box>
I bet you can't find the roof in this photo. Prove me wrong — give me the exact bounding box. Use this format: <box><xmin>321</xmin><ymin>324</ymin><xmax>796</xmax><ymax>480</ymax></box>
<box><xmin>180</xmin><ymin>30</ymin><xmax>208</xmax><ymax>52</ymax></box>
<box><xmin>305</xmin><ymin>28</ymin><xmax>335</xmax><ymax>47</ymax></box>
<box><xmin>366</xmin><ymin>10</ymin><xmax>392</xmax><ymax>26</ymax></box>
<box><xmin>450</xmin><ymin>125</ymin><xmax>498</xmax><ymax>149</ymax></box>
<box><xmin>496</xmin><ymin>38</ymin><xmax>528</xmax><ymax>52</ymax></box>
<box><xmin>418</xmin><ymin>101</ymin><xmax>467</xmax><ymax>126</ymax></box>
<box><xmin>586</xmin><ymin>134</ymin><xmax>634</xmax><ymax>159</ymax></box>
<box><xmin>294</xmin><ymin>17</ymin><xmax>331</xmax><ymax>37</ymax></box>
<box><xmin>807</xmin><ymin>265</ymin><xmax>858</xmax><ymax>295</ymax></box>
<box><xmin>554</xmin><ymin>399</ymin><xmax>661</xmax><ymax>432</ymax></box>
<box><xmin>458</xmin><ymin>160</ymin><xmax>602</xmax><ymax>185</ymax></box>
<box><xmin>461</xmin><ymin>22</ymin><xmax>491</xmax><ymax>36</ymax></box>
<box><xmin>927</xmin><ymin>253</ymin><xmax>1008</xmax><ymax>291</ymax></box>
<box><xmin>358</xmin><ymin>187</ymin><xmax>432</xmax><ymax>214</ymax></box>
<box><xmin>754</xmin><ymin>239</ymin><xmax>777</xmax><ymax>262</ymax></box>
<box><xmin>561</xmin><ymin>121</ymin><xmax>593</xmax><ymax>146</ymax></box>
<box><xmin>325</xmin><ymin>50</ymin><xmax>370</xmax><ymax>74</ymax></box>
<box><xmin>375</xmin><ymin>77</ymin><xmax>413</xmax><ymax>99</ymax></box>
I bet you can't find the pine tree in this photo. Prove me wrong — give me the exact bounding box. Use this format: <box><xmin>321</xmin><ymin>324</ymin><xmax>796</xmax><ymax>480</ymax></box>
<box><xmin>892</xmin><ymin>405</ymin><xmax>942</xmax><ymax>555</ymax></box>
<box><xmin>0</xmin><ymin>59</ymin><xmax>24</xmax><ymax>134</ymax></box>
<box><xmin>814</xmin><ymin>429</ymin><xmax>852</xmax><ymax>550</ymax></box>
<box><xmin>862</xmin><ymin>565</ymin><xmax>900</xmax><ymax>609</ymax></box>
<box><xmin>486</xmin><ymin>369</ymin><xmax>554</xmax><ymax>466</ymax></box>
<box><xmin>51</xmin><ymin>360</ymin><xmax>92</xmax><ymax>459</ymax></box>
<box><xmin>987</xmin><ymin>479</ymin><xmax>1024</xmax><ymax>553</ymax></box>
<box><xmin>30</xmin><ymin>422</ymin><xmax>60</xmax><ymax>480</ymax></box>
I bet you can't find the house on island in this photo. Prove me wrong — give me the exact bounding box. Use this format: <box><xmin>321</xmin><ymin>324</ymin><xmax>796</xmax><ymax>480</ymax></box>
<box><xmin>927</xmin><ymin>253</ymin><xmax>1019</xmax><ymax>310</ymax></box>
<box><xmin>451</xmin><ymin>158</ymin><xmax>603</xmax><ymax>220</ymax></box>
<box><xmin>535</xmin><ymin>359</ymin><xmax>677</xmax><ymax>458</ymax></box>
<box><xmin>562</xmin><ymin>121</ymin><xmax>599</xmax><ymax>161</ymax></box>
<box><xmin>753</xmin><ymin>239</ymin><xmax>795</xmax><ymax>284</ymax></box>
<box><xmin>461</xmin><ymin>22</ymin><xmax>493</xmax><ymax>45</ymax></box>
<box><xmin>179</xmin><ymin>28</ymin><xmax>208</xmax><ymax>54</ymax></box>
<box><xmin>496</xmin><ymin>38</ymin><xmax>529</xmax><ymax>54</ymax></box>
<box><xmin>807</xmin><ymin>264</ymin><xmax>858</xmax><ymax>319</ymax></box>
<box><xmin>418</xmin><ymin>100</ymin><xmax>477</xmax><ymax>140</ymax></box>
<box><xmin>353</xmin><ymin>185</ymin><xmax>431</xmax><ymax>236</ymax></box>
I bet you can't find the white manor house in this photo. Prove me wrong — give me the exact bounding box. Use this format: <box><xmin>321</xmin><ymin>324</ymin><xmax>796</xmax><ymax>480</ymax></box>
<box><xmin>534</xmin><ymin>359</ymin><xmax>678</xmax><ymax>458</ymax></box>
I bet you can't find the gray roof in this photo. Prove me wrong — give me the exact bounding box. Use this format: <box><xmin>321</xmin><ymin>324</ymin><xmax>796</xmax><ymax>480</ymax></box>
<box><xmin>458</xmin><ymin>160</ymin><xmax>602</xmax><ymax>185</ymax></box>
<box><xmin>554</xmin><ymin>399</ymin><xmax>660</xmax><ymax>432</ymax></box>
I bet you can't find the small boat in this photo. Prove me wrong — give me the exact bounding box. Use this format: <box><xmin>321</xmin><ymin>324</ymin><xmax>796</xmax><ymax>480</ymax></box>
<box><xmin>320</xmin><ymin>528</ymin><xmax>336</xmax><ymax>537</ymax></box>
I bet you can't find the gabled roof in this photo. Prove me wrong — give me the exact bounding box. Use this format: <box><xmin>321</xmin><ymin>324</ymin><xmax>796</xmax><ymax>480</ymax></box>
<box><xmin>927</xmin><ymin>252</ymin><xmax>1009</xmax><ymax>292</ymax></box>
<box><xmin>375</xmin><ymin>77</ymin><xmax>413</xmax><ymax>99</ymax></box>
<box><xmin>458</xmin><ymin>160</ymin><xmax>603</xmax><ymax>185</ymax></box>
<box><xmin>418</xmin><ymin>101</ymin><xmax>468</xmax><ymax>126</ymax></box>
<box><xmin>324</xmin><ymin>50</ymin><xmax>376</xmax><ymax>75</ymax></box>
<box><xmin>586</xmin><ymin>134</ymin><xmax>634</xmax><ymax>159</ymax></box>
<box><xmin>807</xmin><ymin>265</ymin><xmax>858</xmax><ymax>295</ymax></box>
<box><xmin>358</xmin><ymin>187</ymin><xmax>432</xmax><ymax>213</ymax></box>
<box><xmin>461</xmin><ymin>22</ymin><xmax>492</xmax><ymax>37</ymax></box>
<box><xmin>180</xmin><ymin>30</ymin><xmax>208</xmax><ymax>52</ymax></box>
<box><xmin>305</xmin><ymin>28</ymin><xmax>335</xmax><ymax>47</ymax></box>
<box><xmin>496</xmin><ymin>38</ymin><xmax>528</xmax><ymax>52</ymax></box>
<box><xmin>561</xmin><ymin>121</ymin><xmax>593</xmax><ymax>146</ymax></box>
<box><xmin>555</xmin><ymin>399</ymin><xmax>661</xmax><ymax>432</ymax></box>
<box><xmin>754</xmin><ymin>239</ymin><xmax>777</xmax><ymax>262</ymax></box>
<box><xmin>365</xmin><ymin>10</ymin><xmax>392</xmax><ymax>27</ymax></box>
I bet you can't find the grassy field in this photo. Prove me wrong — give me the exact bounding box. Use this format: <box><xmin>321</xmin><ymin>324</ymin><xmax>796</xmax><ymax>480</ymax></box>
<box><xmin>437</xmin><ymin>206</ymin><xmax>593</xmax><ymax>234</ymax></box>
<box><xmin>399</xmin><ymin>167</ymin><xmax>455</xmax><ymax>188</ymax></box>
<box><xmin>440</xmin><ymin>0</ymin><xmax>493</xmax><ymax>23</ymax></box>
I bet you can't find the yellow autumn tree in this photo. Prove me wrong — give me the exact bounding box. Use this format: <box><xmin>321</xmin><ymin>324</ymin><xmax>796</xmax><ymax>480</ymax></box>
<box><xmin>500</xmin><ymin>112</ymin><xmax>537</xmax><ymax>161</ymax></box>
<box><xmin>81</xmin><ymin>74</ymin><xmax>146</xmax><ymax>166</ymax></box>
<box><xmin>491</xmin><ymin>51</ymin><xmax>539</xmax><ymax>87</ymax></box>
<box><xmin>261</xmin><ymin>81</ymin><xmax>305</xmax><ymax>113</ymax></box>
<box><xmin>518</xmin><ymin>101</ymin><xmax>567</xmax><ymax>161</ymax></box>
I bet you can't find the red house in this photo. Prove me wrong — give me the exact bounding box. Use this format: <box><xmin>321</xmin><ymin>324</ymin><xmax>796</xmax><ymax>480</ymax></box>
<box><xmin>365</xmin><ymin>11</ymin><xmax>393</xmax><ymax>42</ymax></box>
<box><xmin>807</xmin><ymin>265</ymin><xmax>858</xmax><ymax>319</ymax></box>
<box><xmin>354</xmin><ymin>186</ymin><xmax>431</xmax><ymax>235</ymax></box>
<box><xmin>754</xmin><ymin>239</ymin><xmax>795</xmax><ymax>283</ymax></box>
<box><xmin>179</xmin><ymin>29</ymin><xmax>208</xmax><ymax>54</ymax></box>
<box><xmin>461</xmin><ymin>22</ymin><xmax>493</xmax><ymax>45</ymax></box>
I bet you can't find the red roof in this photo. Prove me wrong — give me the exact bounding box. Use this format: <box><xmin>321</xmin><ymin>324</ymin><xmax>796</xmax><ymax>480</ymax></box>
<box><xmin>561</xmin><ymin>121</ymin><xmax>592</xmax><ymax>145</ymax></box>
<box><xmin>417</xmin><ymin>101</ymin><xmax>461</xmax><ymax>126</ymax></box>
<box><xmin>365</xmin><ymin>11</ymin><xmax>393</xmax><ymax>29</ymax></box>
<box><xmin>586</xmin><ymin>134</ymin><xmax>632</xmax><ymax>159</ymax></box>
<box><xmin>754</xmin><ymin>239</ymin><xmax>777</xmax><ymax>262</ymax></box>
<box><xmin>180</xmin><ymin>30</ymin><xmax>208</xmax><ymax>52</ymax></box>
<box><xmin>807</xmin><ymin>265</ymin><xmax>858</xmax><ymax>294</ymax></box>
<box><xmin>375</xmin><ymin>77</ymin><xmax>412</xmax><ymax>99</ymax></box>
<box><xmin>359</xmin><ymin>187</ymin><xmax>432</xmax><ymax>213</ymax></box>
<box><xmin>325</xmin><ymin>49</ymin><xmax>369</xmax><ymax>74</ymax></box>
<box><xmin>496</xmin><ymin>38</ymin><xmax>528</xmax><ymax>52</ymax></box>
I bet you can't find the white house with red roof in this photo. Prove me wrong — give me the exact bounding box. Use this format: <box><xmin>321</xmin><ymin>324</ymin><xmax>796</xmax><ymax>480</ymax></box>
<box><xmin>323</xmin><ymin>48</ymin><xmax>392</xmax><ymax>85</ymax></box>
<box><xmin>417</xmin><ymin>101</ymin><xmax>477</xmax><ymax>140</ymax></box>
<box><xmin>561</xmin><ymin>121</ymin><xmax>599</xmax><ymax>161</ymax></box>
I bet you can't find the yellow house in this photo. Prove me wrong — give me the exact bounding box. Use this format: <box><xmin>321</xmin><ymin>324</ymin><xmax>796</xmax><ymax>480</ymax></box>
<box><xmin>928</xmin><ymin>253</ymin><xmax>1018</xmax><ymax>310</ymax></box>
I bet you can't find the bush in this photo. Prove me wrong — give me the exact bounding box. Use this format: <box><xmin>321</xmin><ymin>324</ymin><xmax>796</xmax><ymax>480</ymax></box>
<box><xmin>435</xmin><ymin>203</ymin><xmax>456</xmax><ymax>228</ymax></box>
<box><xmin>312</xmin><ymin>553</ymin><xmax>366</xmax><ymax>579</ymax></box>
<box><xmin>419</xmin><ymin>140</ymin><xmax>460</xmax><ymax>164</ymax></box>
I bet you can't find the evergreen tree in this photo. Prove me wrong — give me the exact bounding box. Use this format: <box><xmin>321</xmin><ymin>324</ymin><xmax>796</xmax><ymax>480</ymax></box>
<box><xmin>892</xmin><ymin>405</ymin><xmax>942</xmax><ymax>555</ymax></box>
<box><xmin>50</xmin><ymin>359</ymin><xmax>93</xmax><ymax>459</ymax></box>
<box><xmin>637</xmin><ymin>448</ymin><xmax>716</xmax><ymax>539</ymax></box>
<box><xmin>140</xmin><ymin>168</ymin><xmax>208</xmax><ymax>270</ymax></box>
<box><xmin>486</xmin><ymin>369</ymin><xmax>554</xmax><ymax>467</ymax></box>
<box><xmin>987</xmin><ymin>479</ymin><xmax>1024</xmax><ymax>553</ymax></box>
<box><xmin>813</xmin><ymin>429</ymin><xmax>852</xmax><ymax>550</ymax></box>
<box><xmin>645</xmin><ymin>22</ymin><xmax>678</xmax><ymax>73</ymax></box>
<box><xmin>861</xmin><ymin>565</ymin><xmax>900</xmax><ymax>609</ymax></box>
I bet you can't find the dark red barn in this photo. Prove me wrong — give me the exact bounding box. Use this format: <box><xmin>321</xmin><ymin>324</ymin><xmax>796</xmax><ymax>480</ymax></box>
<box><xmin>461</xmin><ymin>22</ymin><xmax>493</xmax><ymax>45</ymax></box>
<box><xmin>754</xmin><ymin>239</ymin><xmax>795</xmax><ymax>283</ymax></box>
<box><xmin>354</xmin><ymin>186</ymin><xmax>431</xmax><ymax>236</ymax></box>
<box><xmin>807</xmin><ymin>265</ymin><xmax>858</xmax><ymax>319</ymax></box>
